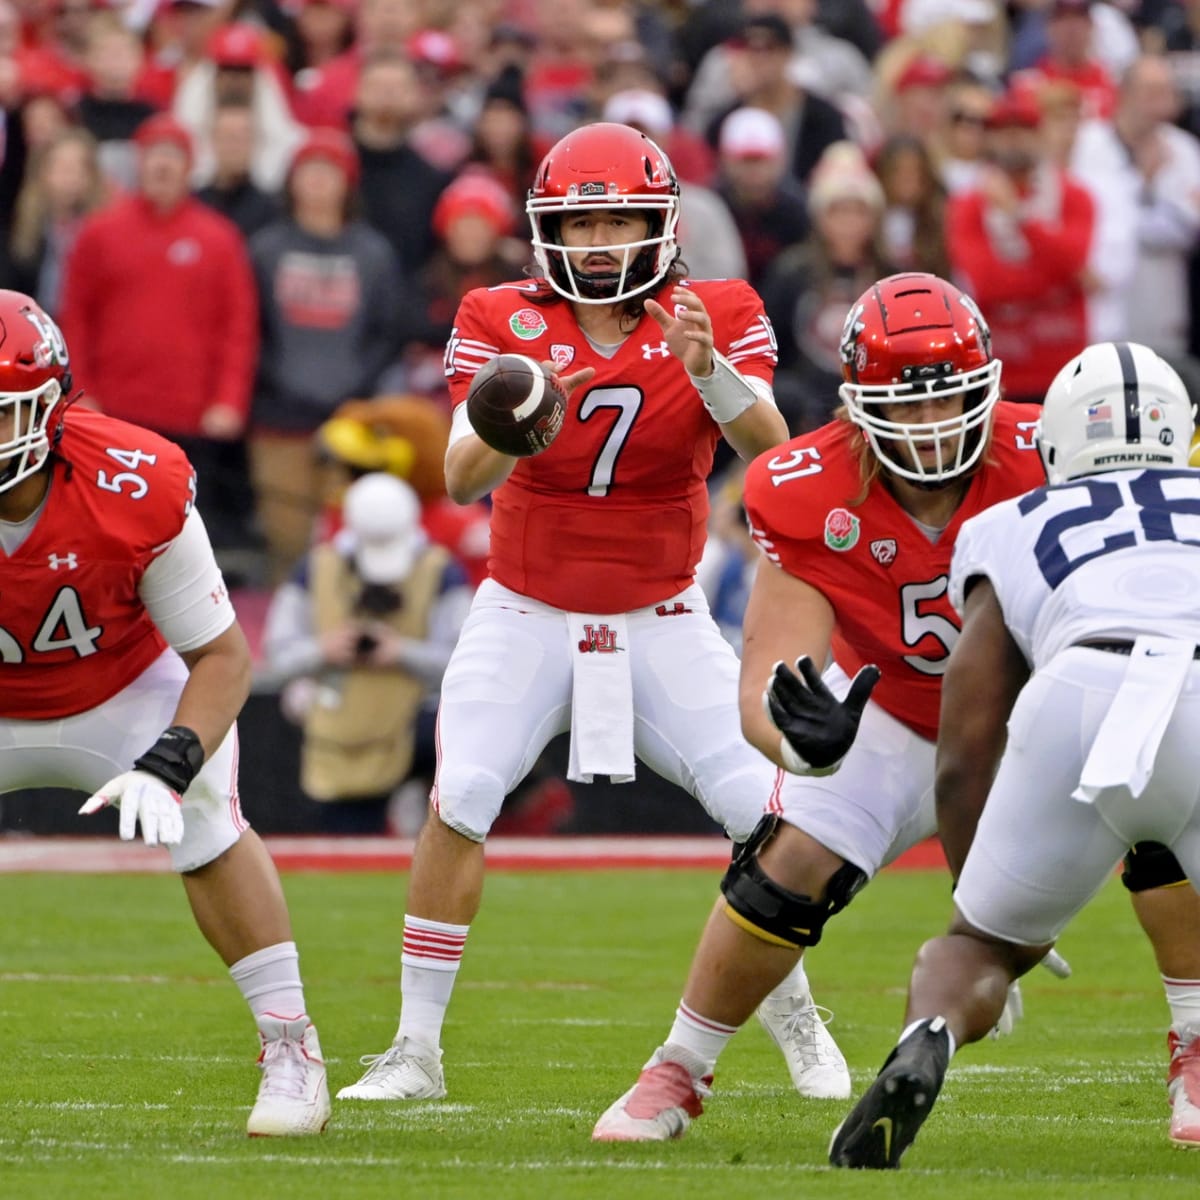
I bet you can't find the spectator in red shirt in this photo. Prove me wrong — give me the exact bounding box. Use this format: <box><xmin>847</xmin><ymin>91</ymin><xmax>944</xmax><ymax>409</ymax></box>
<box><xmin>1020</xmin><ymin>0</ymin><xmax>1117</xmax><ymax>120</ymax></box>
<box><xmin>59</xmin><ymin>112</ymin><xmax>259</xmax><ymax>549</ymax></box>
<box><xmin>946</xmin><ymin>86</ymin><xmax>1093</xmax><ymax>403</ymax></box>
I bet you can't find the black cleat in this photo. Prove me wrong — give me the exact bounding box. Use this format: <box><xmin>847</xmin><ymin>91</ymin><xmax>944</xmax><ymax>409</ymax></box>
<box><xmin>829</xmin><ymin>1017</ymin><xmax>952</xmax><ymax>1170</ymax></box>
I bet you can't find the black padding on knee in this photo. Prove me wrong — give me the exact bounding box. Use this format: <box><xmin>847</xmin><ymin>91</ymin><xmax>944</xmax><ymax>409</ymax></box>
<box><xmin>1121</xmin><ymin>841</ymin><xmax>1189</xmax><ymax>892</ymax></box>
<box><xmin>720</xmin><ymin>815</ymin><xmax>868</xmax><ymax>947</ymax></box>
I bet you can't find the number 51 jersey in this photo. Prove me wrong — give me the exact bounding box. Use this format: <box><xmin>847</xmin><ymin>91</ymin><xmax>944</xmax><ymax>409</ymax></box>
<box><xmin>743</xmin><ymin>403</ymin><xmax>1046</xmax><ymax>741</ymax></box>
<box><xmin>0</xmin><ymin>408</ymin><xmax>195</xmax><ymax>720</ymax></box>
<box><xmin>951</xmin><ymin>466</ymin><xmax>1200</xmax><ymax>670</ymax></box>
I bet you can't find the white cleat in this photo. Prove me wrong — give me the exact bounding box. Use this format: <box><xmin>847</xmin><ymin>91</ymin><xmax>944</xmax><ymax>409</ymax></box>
<box><xmin>247</xmin><ymin>1014</ymin><xmax>331</xmax><ymax>1137</ymax></box>
<box><xmin>757</xmin><ymin>992</ymin><xmax>851</xmax><ymax>1100</ymax></box>
<box><xmin>592</xmin><ymin>1048</ymin><xmax>712</xmax><ymax>1142</ymax></box>
<box><xmin>1169</xmin><ymin>1029</ymin><xmax>1200</xmax><ymax>1148</ymax></box>
<box><xmin>336</xmin><ymin>1036</ymin><xmax>447</xmax><ymax>1101</ymax></box>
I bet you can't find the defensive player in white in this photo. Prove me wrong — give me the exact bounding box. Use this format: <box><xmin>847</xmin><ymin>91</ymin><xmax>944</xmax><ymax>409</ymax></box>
<box><xmin>830</xmin><ymin>341</ymin><xmax>1200</xmax><ymax>1169</ymax></box>
<box><xmin>0</xmin><ymin>289</ymin><xmax>330</xmax><ymax>1137</ymax></box>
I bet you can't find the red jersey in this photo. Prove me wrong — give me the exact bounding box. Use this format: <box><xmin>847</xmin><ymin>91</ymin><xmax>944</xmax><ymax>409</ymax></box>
<box><xmin>445</xmin><ymin>278</ymin><xmax>778</xmax><ymax>613</ymax></box>
<box><xmin>742</xmin><ymin>403</ymin><xmax>1045</xmax><ymax>740</ymax></box>
<box><xmin>0</xmin><ymin>410</ymin><xmax>196</xmax><ymax>720</ymax></box>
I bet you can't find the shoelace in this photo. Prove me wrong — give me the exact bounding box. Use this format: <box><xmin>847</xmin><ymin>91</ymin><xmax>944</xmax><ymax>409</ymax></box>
<box><xmin>357</xmin><ymin>1045</ymin><xmax>426</xmax><ymax>1077</ymax></box>
<box><xmin>778</xmin><ymin>1001</ymin><xmax>840</xmax><ymax>1067</ymax></box>
<box><xmin>260</xmin><ymin>1038</ymin><xmax>313</xmax><ymax>1101</ymax></box>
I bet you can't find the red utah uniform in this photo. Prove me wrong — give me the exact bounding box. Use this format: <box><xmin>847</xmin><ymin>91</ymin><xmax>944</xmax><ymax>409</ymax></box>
<box><xmin>743</xmin><ymin>403</ymin><xmax>1045</xmax><ymax>740</ymax></box>
<box><xmin>445</xmin><ymin>277</ymin><xmax>778</xmax><ymax>613</ymax></box>
<box><xmin>0</xmin><ymin>409</ymin><xmax>195</xmax><ymax>720</ymax></box>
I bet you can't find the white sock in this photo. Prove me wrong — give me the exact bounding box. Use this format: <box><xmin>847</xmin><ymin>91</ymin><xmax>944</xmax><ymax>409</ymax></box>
<box><xmin>662</xmin><ymin>1000</ymin><xmax>738</xmax><ymax>1077</ymax></box>
<box><xmin>229</xmin><ymin>942</ymin><xmax>306</xmax><ymax>1030</ymax></box>
<box><xmin>765</xmin><ymin>956</ymin><xmax>810</xmax><ymax>1003</ymax></box>
<box><xmin>396</xmin><ymin>914</ymin><xmax>469</xmax><ymax>1051</ymax></box>
<box><xmin>1164</xmin><ymin>976</ymin><xmax>1200</xmax><ymax>1037</ymax></box>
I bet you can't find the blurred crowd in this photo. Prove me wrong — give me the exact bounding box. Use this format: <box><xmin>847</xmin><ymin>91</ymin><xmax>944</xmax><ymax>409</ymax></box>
<box><xmin>7</xmin><ymin>0</ymin><xmax>1200</xmax><ymax>827</ymax></box>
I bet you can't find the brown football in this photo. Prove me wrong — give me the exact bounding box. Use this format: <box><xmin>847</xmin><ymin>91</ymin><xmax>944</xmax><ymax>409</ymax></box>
<box><xmin>465</xmin><ymin>354</ymin><xmax>567</xmax><ymax>458</ymax></box>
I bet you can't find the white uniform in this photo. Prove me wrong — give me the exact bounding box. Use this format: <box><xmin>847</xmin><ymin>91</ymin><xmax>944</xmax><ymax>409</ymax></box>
<box><xmin>949</xmin><ymin>467</ymin><xmax>1200</xmax><ymax>945</ymax></box>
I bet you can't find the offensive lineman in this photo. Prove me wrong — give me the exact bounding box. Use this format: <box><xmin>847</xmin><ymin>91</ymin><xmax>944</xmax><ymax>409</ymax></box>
<box><xmin>0</xmin><ymin>290</ymin><xmax>330</xmax><ymax>1137</ymax></box>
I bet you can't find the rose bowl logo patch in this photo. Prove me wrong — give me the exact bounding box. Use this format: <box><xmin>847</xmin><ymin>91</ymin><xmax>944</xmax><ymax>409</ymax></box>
<box><xmin>824</xmin><ymin>507</ymin><xmax>860</xmax><ymax>552</ymax></box>
<box><xmin>510</xmin><ymin>308</ymin><xmax>547</xmax><ymax>340</ymax></box>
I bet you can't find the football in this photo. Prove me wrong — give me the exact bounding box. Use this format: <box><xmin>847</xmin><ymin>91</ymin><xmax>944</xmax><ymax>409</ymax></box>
<box><xmin>466</xmin><ymin>354</ymin><xmax>567</xmax><ymax>458</ymax></box>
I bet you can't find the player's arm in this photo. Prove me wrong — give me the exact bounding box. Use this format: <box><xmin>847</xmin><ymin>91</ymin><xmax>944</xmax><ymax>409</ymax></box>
<box><xmin>645</xmin><ymin>286</ymin><xmax>788</xmax><ymax>461</ymax></box>
<box><xmin>79</xmin><ymin>507</ymin><xmax>245</xmax><ymax>846</ymax></box>
<box><xmin>935</xmin><ymin>576</ymin><xmax>1029</xmax><ymax>881</ymax></box>
<box><xmin>738</xmin><ymin>556</ymin><xmax>836</xmax><ymax>767</ymax></box>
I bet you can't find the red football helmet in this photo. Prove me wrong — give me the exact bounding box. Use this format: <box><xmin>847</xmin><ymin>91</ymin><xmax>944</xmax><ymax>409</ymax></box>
<box><xmin>526</xmin><ymin>122</ymin><xmax>681</xmax><ymax>305</ymax></box>
<box><xmin>838</xmin><ymin>273</ymin><xmax>1001</xmax><ymax>483</ymax></box>
<box><xmin>0</xmin><ymin>290</ymin><xmax>72</xmax><ymax>494</ymax></box>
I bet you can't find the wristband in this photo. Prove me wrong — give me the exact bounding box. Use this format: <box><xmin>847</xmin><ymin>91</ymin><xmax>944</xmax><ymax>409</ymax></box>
<box><xmin>688</xmin><ymin>350</ymin><xmax>760</xmax><ymax>424</ymax></box>
<box><xmin>778</xmin><ymin>735</ymin><xmax>843</xmax><ymax>778</ymax></box>
<box><xmin>133</xmin><ymin>725</ymin><xmax>205</xmax><ymax>794</ymax></box>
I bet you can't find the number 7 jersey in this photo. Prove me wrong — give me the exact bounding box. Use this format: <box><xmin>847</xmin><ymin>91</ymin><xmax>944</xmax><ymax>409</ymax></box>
<box><xmin>743</xmin><ymin>403</ymin><xmax>1046</xmax><ymax>740</ymax></box>
<box><xmin>0</xmin><ymin>408</ymin><xmax>195</xmax><ymax>719</ymax></box>
<box><xmin>445</xmin><ymin>278</ymin><xmax>778</xmax><ymax>613</ymax></box>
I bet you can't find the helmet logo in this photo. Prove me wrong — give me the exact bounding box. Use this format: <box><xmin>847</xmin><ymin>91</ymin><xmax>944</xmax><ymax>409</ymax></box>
<box><xmin>824</xmin><ymin>508</ymin><xmax>860</xmax><ymax>552</ymax></box>
<box><xmin>839</xmin><ymin>303</ymin><xmax>865</xmax><ymax>368</ymax></box>
<box><xmin>22</xmin><ymin>308</ymin><xmax>68</xmax><ymax>369</ymax></box>
<box><xmin>509</xmin><ymin>308</ymin><xmax>547</xmax><ymax>340</ymax></box>
<box><xmin>1085</xmin><ymin>402</ymin><xmax>1114</xmax><ymax>439</ymax></box>
<box><xmin>578</xmin><ymin>182</ymin><xmax>606</xmax><ymax>196</ymax></box>
<box><xmin>1161</xmin><ymin>428</ymin><xmax>1175</xmax><ymax>445</ymax></box>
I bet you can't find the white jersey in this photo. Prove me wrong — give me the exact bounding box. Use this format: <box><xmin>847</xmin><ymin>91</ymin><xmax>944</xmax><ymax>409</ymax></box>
<box><xmin>950</xmin><ymin>467</ymin><xmax>1200</xmax><ymax>668</ymax></box>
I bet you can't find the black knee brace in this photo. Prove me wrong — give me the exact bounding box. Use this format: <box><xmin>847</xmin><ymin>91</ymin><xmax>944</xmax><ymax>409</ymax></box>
<box><xmin>1121</xmin><ymin>841</ymin><xmax>1189</xmax><ymax>893</ymax></box>
<box><xmin>720</xmin><ymin>813</ymin><xmax>868</xmax><ymax>948</ymax></box>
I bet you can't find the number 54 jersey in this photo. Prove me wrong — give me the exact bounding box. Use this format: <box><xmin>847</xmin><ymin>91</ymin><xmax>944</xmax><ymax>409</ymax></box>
<box><xmin>0</xmin><ymin>408</ymin><xmax>195</xmax><ymax>720</ymax></box>
<box><xmin>743</xmin><ymin>403</ymin><xmax>1046</xmax><ymax>741</ymax></box>
<box><xmin>951</xmin><ymin>466</ymin><xmax>1200</xmax><ymax>669</ymax></box>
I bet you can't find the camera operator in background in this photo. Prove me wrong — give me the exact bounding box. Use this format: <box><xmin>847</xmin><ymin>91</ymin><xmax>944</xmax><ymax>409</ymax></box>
<box><xmin>262</xmin><ymin>472</ymin><xmax>471</xmax><ymax>834</ymax></box>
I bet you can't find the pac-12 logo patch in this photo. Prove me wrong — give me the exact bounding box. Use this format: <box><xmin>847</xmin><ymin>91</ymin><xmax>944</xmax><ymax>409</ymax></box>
<box><xmin>870</xmin><ymin>538</ymin><xmax>896</xmax><ymax>565</ymax></box>
<box><xmin>550</xmin><ymin>342</ymin><xmax>575</xmax><ymax>368</ymax></box>
<box><xmin>509</xmin><ymin>308</ymin><xmax>547</xmax><ymax>340</ymax></box>
<box><xmin>824</xmin><ymin>508</ymin><xmax>860</xmax><ymax>552</ymax></box>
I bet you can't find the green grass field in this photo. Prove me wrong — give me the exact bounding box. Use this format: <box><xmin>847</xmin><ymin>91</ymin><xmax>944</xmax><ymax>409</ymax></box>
<box><xmin>0</xmin><ymin>863</ymin><xmax>1193</xmax><ymax>1199</ymax></box>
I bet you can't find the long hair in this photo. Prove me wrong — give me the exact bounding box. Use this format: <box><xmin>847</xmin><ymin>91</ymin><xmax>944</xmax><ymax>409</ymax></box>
<box><xmin>10</xmin><ymin>128</ymin><xmax>106</xmax><ymax>268</ymax></box>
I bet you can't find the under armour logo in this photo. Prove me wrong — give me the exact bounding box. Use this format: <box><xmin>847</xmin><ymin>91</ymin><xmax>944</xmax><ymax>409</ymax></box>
<box><xmin>641</xmin><ymin>341</ymin><xmax>671</xmax><ymax>360</ymax></box>
<box><xmin>211</xmin><ymin>583</ymin><xmax>227</xmax><ymax>605</ymax></box>
<box><xmin>48</xmin><ymin>552</ymin><xmax>78</xmax><ymax>570</ymax></box>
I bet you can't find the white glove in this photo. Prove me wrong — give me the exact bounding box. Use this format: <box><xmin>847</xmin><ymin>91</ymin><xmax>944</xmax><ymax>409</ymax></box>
<box><xmin>79</xmin><ymin>770</ymin><xmax>185</xmax><ymax>846</ymax></box>
<box><xmin>991</xmin><ymin>980</ymin><xmax>1024</xmax><ymax>1038</ymax></box>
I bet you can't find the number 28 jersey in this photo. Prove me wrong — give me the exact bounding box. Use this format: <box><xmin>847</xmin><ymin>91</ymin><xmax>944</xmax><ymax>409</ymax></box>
<box><xmin>951</xmin><ymin>466</ymin><xmax>1200</xmax><ymax>670</ymax></box>
<box><xmin>445</xmin><ymin>278</ymin><xmax>778</xmax><ymax>614</ymax></box>
<box><xmin>0</xmin><ymin>409</ymin><xmax>194</xmax><ymax>719</ymax></box>
<box><xmin>742</xmin><ymin>403</ymin><xmax>1045</xmax><ymax>741</ymax></box>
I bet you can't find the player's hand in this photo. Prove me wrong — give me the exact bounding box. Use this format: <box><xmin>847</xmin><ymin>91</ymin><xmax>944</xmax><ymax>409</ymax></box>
<box><xmin>78</xmin><ymin>770</ymin><xmax>185</xmax><ymax>846</ymax></box>
<box><xmin>644</xmin><ymin>286</ymin><xmax>714</xmax><ymax>378</ymax></box>
<box><xmin>991</xmin><ymin>980</ymin><xmax>1023</xmax><ymax>1038</ymax></box>
<box><xmin>540</xmin><ymin>361</ymin><xmax>595</xmax><ymax>397</ymax></box>
<box><xmin>764</xmin><ymin>656</ymin><xmax>880</xmax><ymax>774</ymax></box>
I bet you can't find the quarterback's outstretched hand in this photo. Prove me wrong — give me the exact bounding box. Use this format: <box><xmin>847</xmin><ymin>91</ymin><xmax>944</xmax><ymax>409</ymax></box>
<box><xmin>79</xmin><ymin>770</ymin><xmax>185</xmax><ymax>846</ymax></box>
<box><xmin>765</xmin><ymin>656</ymin><xmax>880</xmax><ymax>775</ymax></box>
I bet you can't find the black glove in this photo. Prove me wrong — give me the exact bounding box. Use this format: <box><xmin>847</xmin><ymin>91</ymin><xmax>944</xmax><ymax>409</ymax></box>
<box><xmin>133</xmin><ymin>725</ymin><xmax>205</xmax><ymax>794</ymax></box>
<box><xmin>764</xmin><ymin>656</ymin><xmax>880</xmax><ymax>773</ymax></box>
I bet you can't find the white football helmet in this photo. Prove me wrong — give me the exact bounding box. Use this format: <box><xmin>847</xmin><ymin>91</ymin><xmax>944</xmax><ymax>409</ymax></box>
<box><xmin>1038</xmin><ymin>341</ymin><xmax>1194</xmax><ymax>484</ymax></box>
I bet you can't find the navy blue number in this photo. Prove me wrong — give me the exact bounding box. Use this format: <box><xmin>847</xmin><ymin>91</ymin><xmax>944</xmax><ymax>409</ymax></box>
<box><xmin>1019</xmin><ymin>469</ymin><xmax>1200</xmax><ymax>588</ymax></box>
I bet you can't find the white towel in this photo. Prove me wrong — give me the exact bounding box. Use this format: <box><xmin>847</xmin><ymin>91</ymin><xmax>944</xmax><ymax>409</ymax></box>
<box><xmin>566</xmin><ymin>612</ymin><xmax>635</xmax><ymax>784</ymax></box>
<box><xmin>1072</xmin><ymin>635</ymin><xmax>1194</xmax><ymax>806</ymax></box>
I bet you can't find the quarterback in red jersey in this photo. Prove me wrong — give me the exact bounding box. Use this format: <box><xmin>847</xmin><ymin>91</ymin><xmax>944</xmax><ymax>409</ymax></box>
<box><xmin>0</xmin><ymin>291</ymin><xmax>330</xmax><ymax>1137</ymax></box>
<box><xmin>339</xmin><ymin>123</ymin><xmax>859</xmax><ymax>1106</ymax></box>
<box><xmin>595</xmin><ymin>273</ymin><xmax>1200</xmax><ymax>1142</ymax></box>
